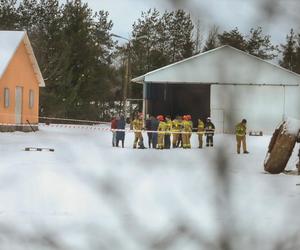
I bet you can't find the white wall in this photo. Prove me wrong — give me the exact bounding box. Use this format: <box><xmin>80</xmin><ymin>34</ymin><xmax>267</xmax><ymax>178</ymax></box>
<box><xmin>211</xmin><ymin>85</ymin><xmax>300</xmax><ymax>134</ymax></box>
<box><xmin>144</xmin><ymin>46</ymin><xmax>300</xmax><ymax>86</ymax></box>
<box><xmin>284</xmin><ymin>86</ymin><xmax>300</xmax><ymax>120</ymax></box>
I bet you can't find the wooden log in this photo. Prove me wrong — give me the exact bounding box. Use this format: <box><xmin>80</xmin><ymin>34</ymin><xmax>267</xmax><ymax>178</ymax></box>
<box><xmin>264</xmin><ymin>122</ymin><xmax>297</xmax><ymax>174</ymax></box>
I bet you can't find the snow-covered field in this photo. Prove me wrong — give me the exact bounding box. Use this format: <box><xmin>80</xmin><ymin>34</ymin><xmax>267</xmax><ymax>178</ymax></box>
<box><xmin>1</xmin><ymin>125</ymin><xmax>300</xmax><ymax>250</ymax></box>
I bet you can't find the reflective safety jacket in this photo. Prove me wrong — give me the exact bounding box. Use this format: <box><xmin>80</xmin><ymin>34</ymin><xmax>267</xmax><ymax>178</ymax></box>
<box><xmin>158</xmin><ymin>121</ymin><xmax>167</xmax><ymax>134</ymax></box>
<box><xmin>172</xmin><ymin>119</ymin><xmax>181</xmax><ymax>132</ymax></box>
<box><xmin>197</xmin><ymin>120</ymin><xmax>205</xmax><ymax>135</ymax></box>
<box><xmin>182</xmin><ymin>120</ymin><xmax>192</xmax><ymax>132</ymax></box>
<box><xmin>132</xmin><ymin>119</ymin><xmax>143</xmax><ymax>131</ymax></box>
<box><xmin>189</xmin><ymin>121</ymin><xmax>193</xmax><ymax>131</ymax></box>
<box><xmin>236</xmin><ymin>122</ymin><xmax>247</xmax><ymax>137</ymax></box>
<box><xmin>205</xmin><ymin>122</ymin><xmax>215</xmax><ymax>136</ymax></box>
<box><xmin>165</xmin><ymin>120</ymin><xmax>172</xmax><ymax>135</ymax></box>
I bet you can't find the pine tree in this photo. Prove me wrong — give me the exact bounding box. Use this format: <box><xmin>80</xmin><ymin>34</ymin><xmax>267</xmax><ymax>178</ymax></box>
<box><xmin>17</xmin><ymin>0</ymin><xmax>39</xmax><ymax>32</ymax></box>
<box><xmin>295</xmin><ymin>34</ymin><xmax>300</xmax><ymax>74</ymax></box>
<box><xmin>280</xmin><ymin>29</ymin><xmax>297</xmax><ymax>71</ymax></box>
<box><xmin>35</xmin><ymin>0</ymin><xmax>72</xmax><ymax>117</ymax></box>
<box><xmin>166</xmin><ymin>10</ymin><xmax>195</xmax><ymax>62</ymax></box>
<box><xmin>130</xmin><ymin>8</ymin><xmax>195</xmax><ymax>76</ymax></box>
<box><xmin>131</xmin><ymin>9</ymin><xmax>162</xmax><ymax>76</ymax></box>
<box><xmin>246</xmin><ymin>27</ymin><xmax>278</xmax><ymax>60</ymax></box>
<box><xmin>217</xmin><ymin>27</ymin><xmax>278</xmax><ymax>60</ymax></box>
<box><xmin>0</xmin><ymin>0</ymin><xmax>19</xmax><ymax>29</ymax></box>
<box><xmin>59</xmin><ymin>0</ymin><xmax>115</xmax><ymax>119</ymax></box>
<box><xmin>128</xmin><ymin>9</ymin><xmax>195</xmax><ymax>99</ymax></box>
<box><xmin>218</xmin><ymin>27</ymin><xmax>246</xmax><ymax>51</ymax></box>
<box><xmin>203</xmin><ymin>25</ymin><xmax>219</xmax><ymax>52</ymax></box>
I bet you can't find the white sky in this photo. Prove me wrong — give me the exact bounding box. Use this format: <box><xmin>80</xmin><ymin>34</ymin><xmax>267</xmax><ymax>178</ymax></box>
<box><xmin>79</xmin><ymin>0</ymin><xmax>300</xmax><ymax>45</ymax></box>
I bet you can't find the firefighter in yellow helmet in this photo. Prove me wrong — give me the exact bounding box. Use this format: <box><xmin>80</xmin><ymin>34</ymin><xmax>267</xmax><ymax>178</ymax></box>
<box><xmin>182</xmin><ymin>115</ymin><xmax>192</xmax><ymax>149</ymax></box>
<box><xmin>197</xmin><ymin>119</ymin><xmax>205</xmax><ymax>148</ymax></box>
<box><xmin>172</xmin><ymin>116</ymin><xmax>180</xmax><ymax>148</ymax></box>
<box><xmin>157</xmin><ymin>115</ymin><xmax>166</xmax><ymax>149</ymax></box>
<box><xmin>235</xmin><ymin>119</ymin><xmax>249</xmax><ymax>154</ymax></box>
<box><xmin>132</xmin><ymin>113</ymin><xmax>145</xmax><ymax>149</ymax></box>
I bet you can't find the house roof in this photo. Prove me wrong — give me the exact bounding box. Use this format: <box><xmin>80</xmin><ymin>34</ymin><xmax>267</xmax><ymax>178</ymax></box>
<box><xmin>132</xmin><ymin>45</ymin><xmax>300</xmax><ymax>86</ymax></box>
<box><xmin>0</xmin><ymin>30</ymin><xmax>45</xmax><ymax>87</ymax></box>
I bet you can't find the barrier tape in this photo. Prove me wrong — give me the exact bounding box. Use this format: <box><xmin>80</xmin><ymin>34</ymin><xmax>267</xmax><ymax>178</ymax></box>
<box><xmin>0</xmin><ymin>114</ymin><xmax>211</xmax><ymax>135</ymax></box>
<box><xmin>0</xmin><ymin>123</ymin><xmax>34</xmax><ymax>127</ymax></box>
<box><xmin>38</xmin><ymin>123</ymin><xmax>208</xmax><ymax>135</ymax></box>
<box><xmin>0</xmin><ymin>113</ymin><xmax>111</xmax><ymax>125</ymax></box>
<box><xmin>0</xmin><ymin>122</ymin><xmax>209</xmax><ymax>135</ymax></box>
<box><xmin>39</xmin><ymin>116</ymin><xmax>111</xmax><ymax>125</ymax></box>
<box><xmin>0</xmin><ymin>123</ymin><xmax>209</xmax><ymax>135</ymax></box>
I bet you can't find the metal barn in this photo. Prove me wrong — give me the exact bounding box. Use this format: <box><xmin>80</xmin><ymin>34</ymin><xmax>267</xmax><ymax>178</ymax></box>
<box><xmin>132</xmin><ymin>45</ymin><xmax>300</xmax><ymax>133</ymax></box>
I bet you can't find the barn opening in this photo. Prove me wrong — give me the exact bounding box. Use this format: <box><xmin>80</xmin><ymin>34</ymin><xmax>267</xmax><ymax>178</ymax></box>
<box><xmin>144</xmin><ymin>82</ymin><xmax>210</xmax><ymax>126</ymax></box>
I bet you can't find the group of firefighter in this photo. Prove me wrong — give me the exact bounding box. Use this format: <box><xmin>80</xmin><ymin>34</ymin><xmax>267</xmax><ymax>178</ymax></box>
<box><xmin>111</xmin><ymin>112</ymin><xmax>249</xmax><ymax>153</ymax></box>
<box><xmin>130</xmin><ymin>113</ymin><xmax>249</xmax><ymax>153</ymax></box>
<box><xmin>132</xmin><ymin>113</ymin><xmax>216</xmax><ymax>150</ymax></box>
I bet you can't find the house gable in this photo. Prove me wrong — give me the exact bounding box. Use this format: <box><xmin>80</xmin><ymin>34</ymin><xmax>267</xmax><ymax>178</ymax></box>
<box><xmin>1</xmin><ymin>39</ymin><xmax>40</xmax><ymax>88</ymax></box>
<box><xmin>0</xmin><ymin>31</ymin><xmax>45</xmax><ymax>87</ymax></box>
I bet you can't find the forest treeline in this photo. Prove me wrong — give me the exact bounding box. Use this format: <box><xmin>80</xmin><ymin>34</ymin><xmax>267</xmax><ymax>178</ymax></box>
<box><xmin>0</xmin><ymin>0</ymin><xmax>298</xmax><ymax>120</ymax></box>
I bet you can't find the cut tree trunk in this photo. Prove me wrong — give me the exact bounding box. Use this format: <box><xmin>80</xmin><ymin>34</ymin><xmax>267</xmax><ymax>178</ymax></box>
<box><xmin>264</xmin><ymin>122</ymin><xmax>297</xmax><ymax>174</ymax></box>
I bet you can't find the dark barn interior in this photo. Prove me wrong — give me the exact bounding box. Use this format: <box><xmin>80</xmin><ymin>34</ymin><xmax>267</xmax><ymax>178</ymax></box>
<box><xmin>145</xmin><ymin>83</ymin><xmax>210</xmax><ymax>127</ymax></box>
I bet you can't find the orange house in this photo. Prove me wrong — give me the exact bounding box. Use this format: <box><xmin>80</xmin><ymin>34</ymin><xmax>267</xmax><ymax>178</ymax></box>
<box><xmin>0</xmin><ymin>31</ymin><xmax>45</xmax><ymax>131</ymax></box>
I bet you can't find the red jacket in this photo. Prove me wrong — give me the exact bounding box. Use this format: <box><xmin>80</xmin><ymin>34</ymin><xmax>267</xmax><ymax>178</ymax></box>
<box><xmin>111</xmin><ymin>118</ymin><xmax>117</xmax><ymax>129</ymax></box>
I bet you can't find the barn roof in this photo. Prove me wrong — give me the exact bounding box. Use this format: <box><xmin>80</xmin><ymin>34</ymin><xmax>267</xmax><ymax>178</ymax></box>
<box><xmin>0</xmin><ymin>30</ymin><xmax>45</xmax><ymax>87</ymax></box>
<box><xmin>132</xmin><ymin>45</ymin><xmax>300</xmax><ymax>86</ymax></box>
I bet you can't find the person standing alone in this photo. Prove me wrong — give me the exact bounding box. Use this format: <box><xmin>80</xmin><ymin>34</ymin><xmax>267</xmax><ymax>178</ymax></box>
<box><xmin>235</xmin><ymin>119</ymin><xmax>249</xmax><ymax>154</ymax></box>
<box><xmin>205</xmin><ymin>117</ymin><xmax>215</xmax><ymax>147</ymax></box>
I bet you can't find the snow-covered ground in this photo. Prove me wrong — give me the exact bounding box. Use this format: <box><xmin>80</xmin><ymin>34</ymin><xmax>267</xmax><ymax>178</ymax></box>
<box><xmin>1</xmin><ymin>125</ymin><xmax>300</xmax><ymax>250</ymax></box>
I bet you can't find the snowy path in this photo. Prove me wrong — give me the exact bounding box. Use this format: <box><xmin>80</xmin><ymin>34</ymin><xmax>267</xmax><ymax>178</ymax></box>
<box><xmin>0</xmin><ymin>126</ymin><xmax>300</xmax><ymax>250</ymax></box>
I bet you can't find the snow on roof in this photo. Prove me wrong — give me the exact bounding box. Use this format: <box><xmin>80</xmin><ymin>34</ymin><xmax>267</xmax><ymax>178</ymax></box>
<box><xmin>285</xmin><ymin>117</ymin><xmax>300</xmax><ymax>136</ymax></box>
<box><xmin>0</xmin><ymin>30</ymin><xmax>45</xmax><ymax>87</ymax></box>
<box><xmin>0</xmin><ymin>31</ymin><xmax>24</xmax><ymax>78</ymax></box>
<box><xmin>132</xmin><ymin>45</ymin><xmax>300</xmax><ymax>86</ymax></box>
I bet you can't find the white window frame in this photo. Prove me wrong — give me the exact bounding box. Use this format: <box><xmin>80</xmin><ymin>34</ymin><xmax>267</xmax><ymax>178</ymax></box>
<box><xmin>29</xmin><ymin>89</ymin><xmax>34</xmax><ymax>109</ymax></box>
<box><xmin>4</xmin><ymin>88</ymin><xmax>10</xmax><ymax>108</ymax></box>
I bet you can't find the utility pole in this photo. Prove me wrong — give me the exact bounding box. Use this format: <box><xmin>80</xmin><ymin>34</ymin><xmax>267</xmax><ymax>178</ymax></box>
<box><xmin>112</xmin><ymin>34</ymin><xmax>130</xmax><ymax>117</ymax></box>
<box><xmin>123</xmin><ymin>51</ymin><xmax>129</xmax><ymax>115</ymax></box>
<box><xmin>112</xmin><ymin>33</ymin><xmax>147</xmax><ymax>119</ymax></box>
